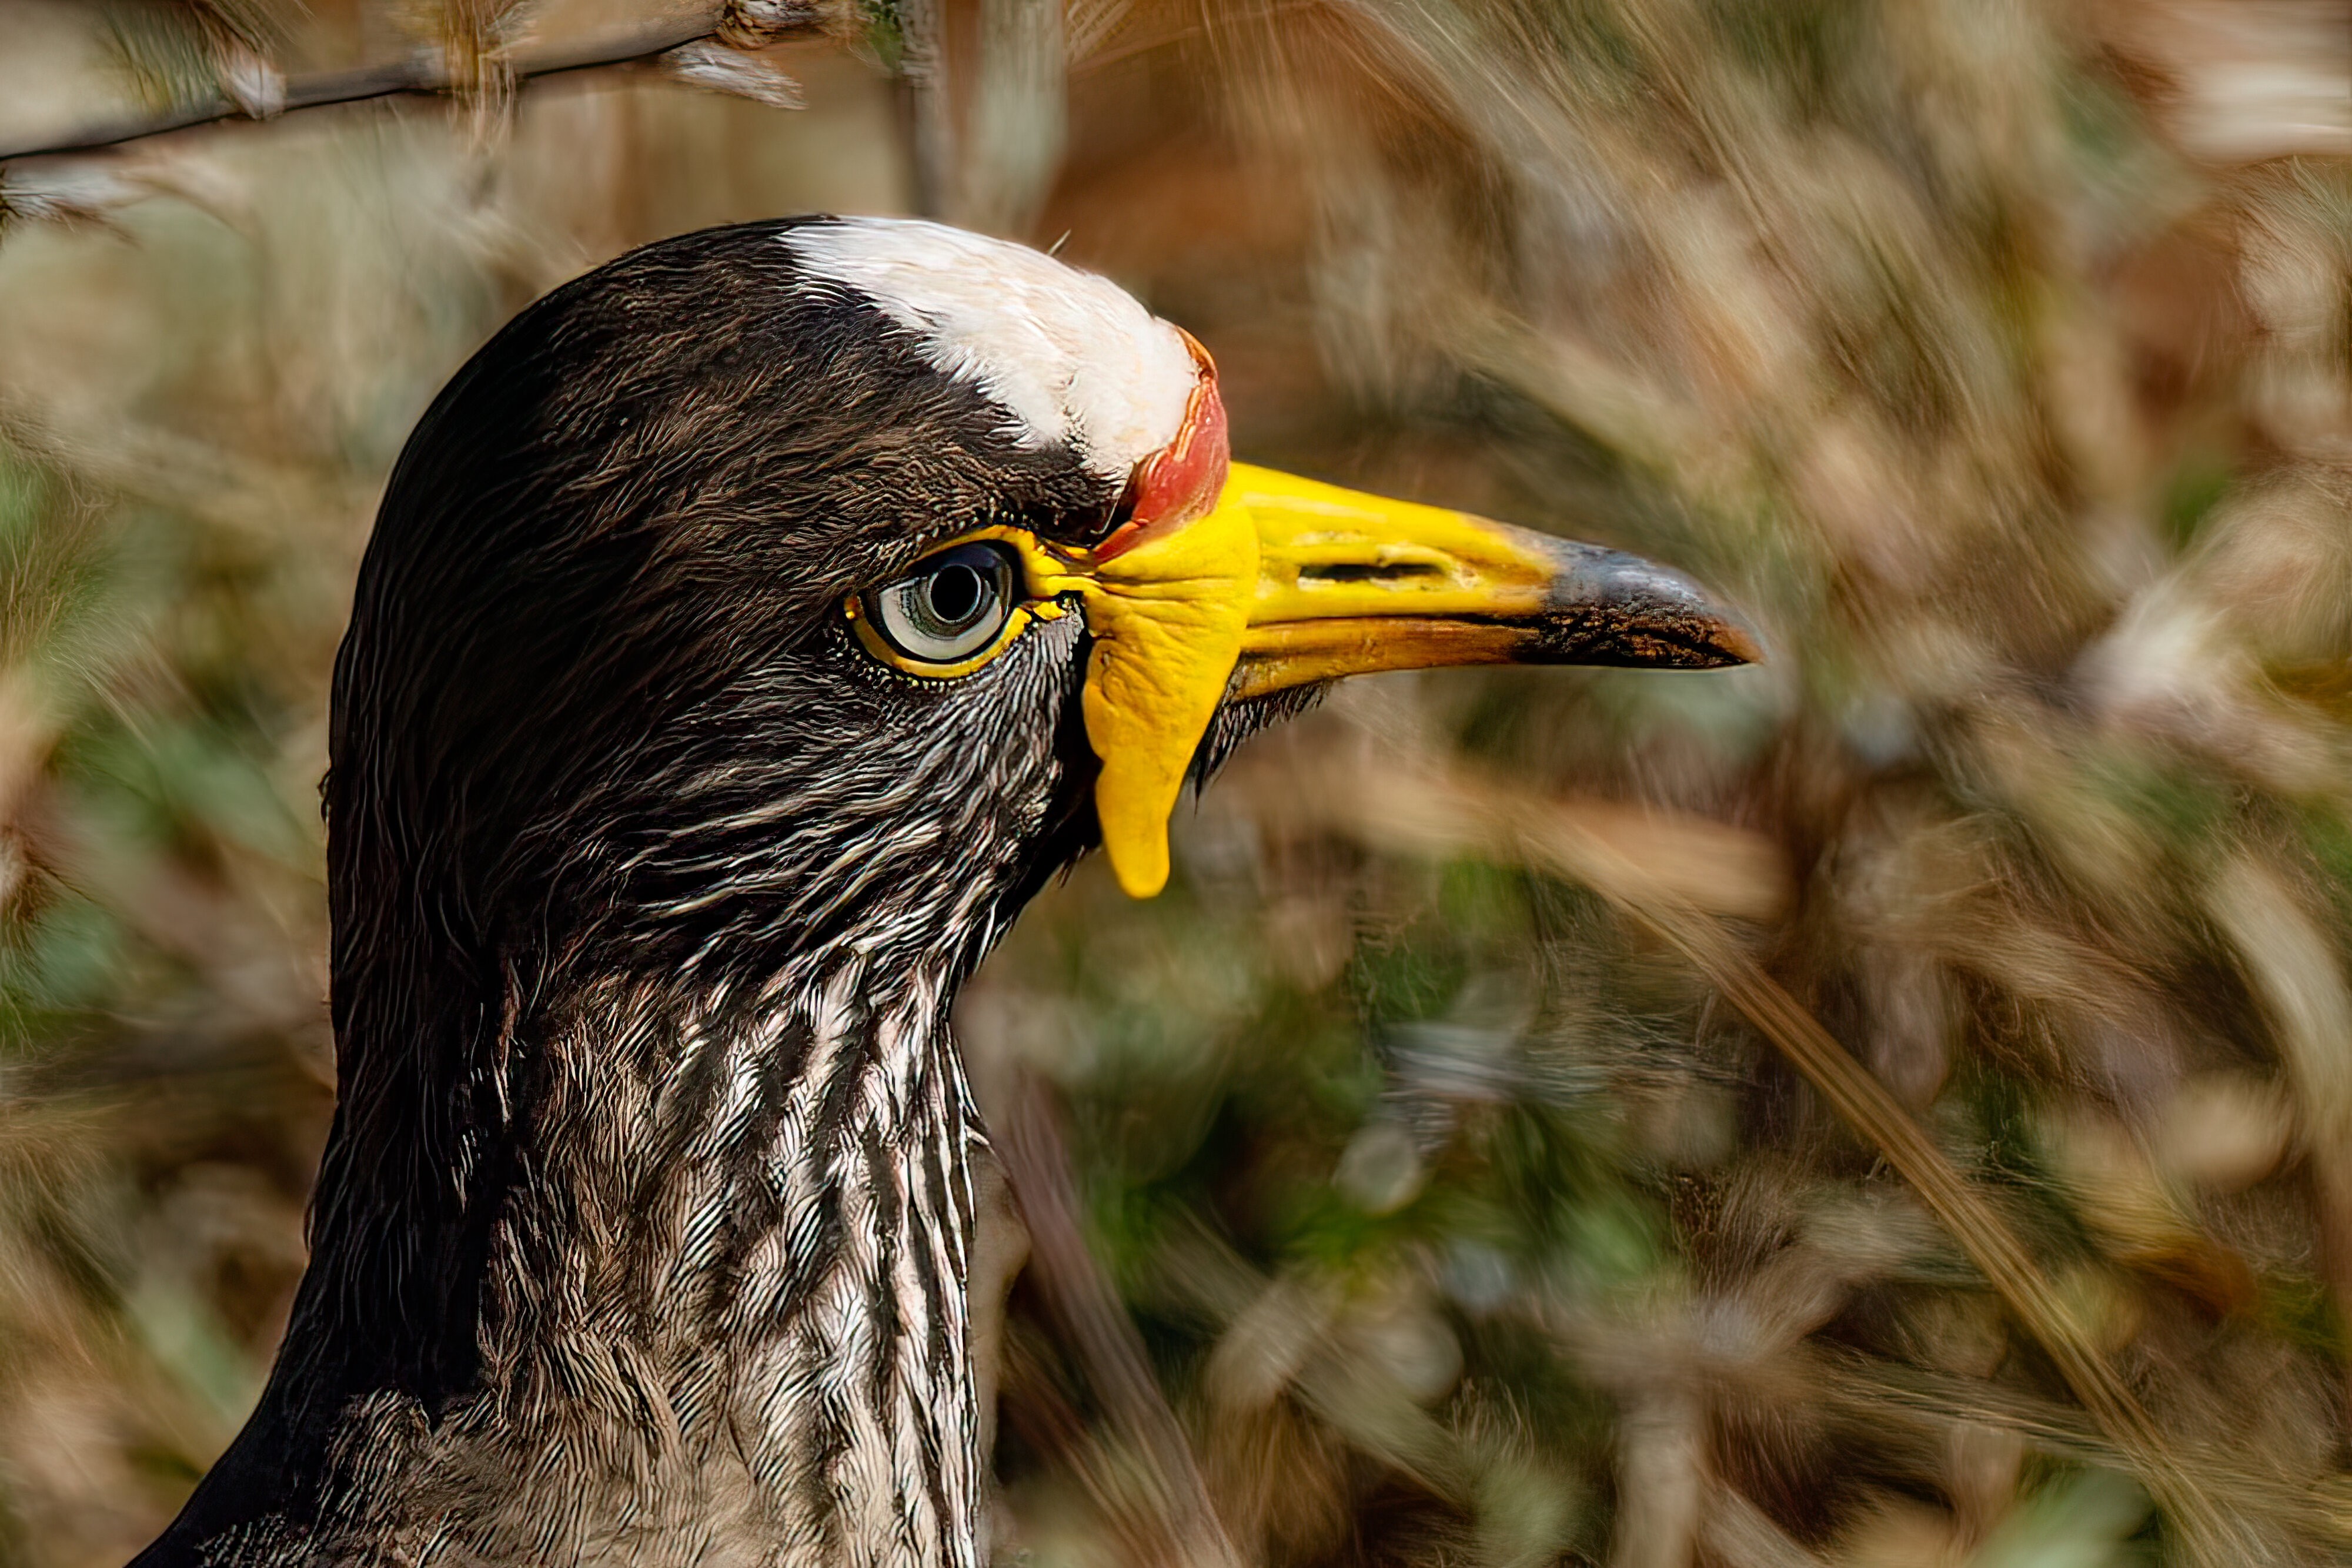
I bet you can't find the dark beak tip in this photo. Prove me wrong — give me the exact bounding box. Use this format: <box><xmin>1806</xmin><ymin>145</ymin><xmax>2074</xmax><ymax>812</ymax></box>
<box><xmin>1542</xmin><ymin>547</ymin><xmax>1767</xmax><ymax>671</ymax></box>
<box><xmin>1702</xmin><ymin>611</ymin><xmax>1768</xmax><ymax>668</ymax></box>
<box><xmin>1642</xmin><ymin>598</ymin><xmax>1768</xmax><ymax>671</ymax></box>
<box><xmin>1626</xmin><ymin>613</ymin><xmax>1767</xmax><ymax>670</ymax></box>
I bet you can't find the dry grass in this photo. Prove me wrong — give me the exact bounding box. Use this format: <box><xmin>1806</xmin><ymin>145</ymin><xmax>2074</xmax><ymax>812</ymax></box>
<box><xmin>4</xmin><ymin>0</ymin><xmax>2352</xmax><ymax>1564</ymax></box>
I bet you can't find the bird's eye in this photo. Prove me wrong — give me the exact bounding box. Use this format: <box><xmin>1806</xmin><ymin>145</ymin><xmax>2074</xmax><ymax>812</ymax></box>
<box><xmin>858</xmin><ymin>543</ymin><xmax>1023</xmax><ymax>671</ymax></box>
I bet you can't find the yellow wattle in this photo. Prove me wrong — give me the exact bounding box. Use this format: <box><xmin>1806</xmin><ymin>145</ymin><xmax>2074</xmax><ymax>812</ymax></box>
<box><xmin>1076</xmin><ymin>497</ymin><xmax>1259</xmax><ymax>898</ymax></box>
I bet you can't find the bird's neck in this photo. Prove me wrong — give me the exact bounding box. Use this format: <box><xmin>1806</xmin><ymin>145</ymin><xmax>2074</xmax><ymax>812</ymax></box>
<box><xmin>191</xmin><ymin>954</ymin><xmax>992</xmax><ymax>1568</ymax></box>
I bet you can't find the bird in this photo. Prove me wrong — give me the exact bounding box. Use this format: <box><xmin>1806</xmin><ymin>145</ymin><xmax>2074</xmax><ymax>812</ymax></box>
<box><xmin>130</xmin><ymin>215</ymin><xmax>1755</xmax><ymax>1568</ymax></box>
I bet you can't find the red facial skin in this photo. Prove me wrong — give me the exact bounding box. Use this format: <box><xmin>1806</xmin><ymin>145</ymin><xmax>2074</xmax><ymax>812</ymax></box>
<box><xmin>1092</xmin><ymin>329</ymin><xmax>1231</xmax><ymax>563</ymax></box>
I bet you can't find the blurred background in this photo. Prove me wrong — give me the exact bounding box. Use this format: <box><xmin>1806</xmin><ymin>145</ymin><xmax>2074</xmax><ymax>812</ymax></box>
<box><xmin>5</xmin><ymin>0</ymin><xmax>2352</xmax><ymax>1563</ymax></box>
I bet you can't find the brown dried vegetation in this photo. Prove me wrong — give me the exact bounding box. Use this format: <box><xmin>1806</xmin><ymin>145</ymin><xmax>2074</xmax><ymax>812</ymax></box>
<box><xmin>4</xmin><ymin>0</ymin><xmax>2352</xmax><ymax>1564</ymax></box>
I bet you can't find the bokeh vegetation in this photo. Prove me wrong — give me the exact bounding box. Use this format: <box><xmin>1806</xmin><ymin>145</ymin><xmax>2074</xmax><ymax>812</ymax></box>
<box><xmin>5</xmin><ymin>0</ymin><xmax>2352</xmax><ymax>1564</ymax></box>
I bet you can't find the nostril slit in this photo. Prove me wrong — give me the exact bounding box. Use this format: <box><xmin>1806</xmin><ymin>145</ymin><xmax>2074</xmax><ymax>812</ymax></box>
<box><xmin>1298</xmin><ymin>561</ymin><xmax>1444</xmax><ymax>584</ymax></box>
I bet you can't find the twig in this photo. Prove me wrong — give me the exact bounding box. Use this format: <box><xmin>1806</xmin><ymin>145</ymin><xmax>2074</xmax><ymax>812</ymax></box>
<box><xmin>0</xmin><ymin>4</ymin><xmax>817</xmax><ymax>167</ymax></box>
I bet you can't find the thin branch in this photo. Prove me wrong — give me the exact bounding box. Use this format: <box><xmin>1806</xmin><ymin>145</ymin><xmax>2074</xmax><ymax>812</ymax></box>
<box><xmin>0</xmin><ymin>4</ymin><xmax>818</xmax><ymax>167</ymax></box>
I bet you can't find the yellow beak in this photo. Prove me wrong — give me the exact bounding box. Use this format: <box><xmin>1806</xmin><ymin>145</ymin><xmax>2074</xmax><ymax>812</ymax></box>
<box><xmin>1071</xmin><ymin>463</ymin><xmax>1760</xmax><ymax>898</ymax></box>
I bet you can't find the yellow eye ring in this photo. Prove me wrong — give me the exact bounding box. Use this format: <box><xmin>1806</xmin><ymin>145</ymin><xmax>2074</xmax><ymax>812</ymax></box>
<box><xmin>845</xmin><ymin>528</ymin><xmax>1082</xmax><ymax>678</ymax></box>
<box><xmin>847</xmin><ymin>594</ymin><xmax>1037</xmax><ymax>678</ymax></box>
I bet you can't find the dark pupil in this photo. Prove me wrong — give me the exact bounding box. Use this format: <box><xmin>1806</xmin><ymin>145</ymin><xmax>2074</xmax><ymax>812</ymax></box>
<box><xmin>926</xmin><ymin>562</ymin><xmax>987</xmax><ymax>626</ymax></box>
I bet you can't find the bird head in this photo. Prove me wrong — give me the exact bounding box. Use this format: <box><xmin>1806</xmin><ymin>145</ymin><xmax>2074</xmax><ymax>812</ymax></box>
<box><xmin>331</xmin><ymin>215</ymin><xmax>1755</xmax><ymax>1013</ymax></box>
<box><xmin>186</xmin><ymin>216</ymin><xmax>1767</xmax><ymax>1548</ymax></box>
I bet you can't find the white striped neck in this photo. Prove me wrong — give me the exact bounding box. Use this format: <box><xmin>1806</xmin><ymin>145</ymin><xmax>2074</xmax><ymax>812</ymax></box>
<box><xmin>191</xmin><ymin>959</ymin><xmax>992</xmax><ymax>1568</ymax></box>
